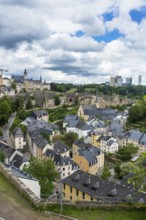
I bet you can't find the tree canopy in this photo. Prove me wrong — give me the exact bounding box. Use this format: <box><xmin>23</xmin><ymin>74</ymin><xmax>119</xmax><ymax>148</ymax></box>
<box><xmin>101</xmin><ymin>166</ymin><xmax>111</xmax><ymax>180</ymax></box>
<box><xmin>52</xmin><ymin>132</ymin><xmax>78</xmax><ymax>148</ymax></box>
<box><xmin>54</xmin><ymin>95</ymin><xmax>60</xmax><ymax>106</ymax></box>
<box><xmin>121</xmin><ymin>162</ymin><xmax>140</xmax><ymax>176</ymax></box>
<box><xmin>0</xmin><ymin>97</ymin><xmax>12</xmax><ymax>125</ymax></box>
<box><xmin>0</xmin><ymin>150</ymin><xmax>5</xmax><ymax>162</ymax></box>
<box><xmin>116</xmin><ymin>144</ymin><xmax>138</xmax><ymax>161</ymax></box>
<box><xmin>24</xmin><ymin>157</ymin><xmax>59</xmax><ymax>197</ymax></box>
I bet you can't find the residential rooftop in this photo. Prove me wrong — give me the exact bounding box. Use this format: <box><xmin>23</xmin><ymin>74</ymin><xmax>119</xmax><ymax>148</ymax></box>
<box><xmin>62</xmin><ymin>170</ymin><xmax>146</xmax><ymax>203</ymax></box>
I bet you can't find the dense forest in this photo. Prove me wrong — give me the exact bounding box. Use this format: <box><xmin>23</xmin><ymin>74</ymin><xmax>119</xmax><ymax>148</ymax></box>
<box><xmin>50</xmin><ymin>83</ymin><xmax>146</xmax><ymax>98</ymax></box>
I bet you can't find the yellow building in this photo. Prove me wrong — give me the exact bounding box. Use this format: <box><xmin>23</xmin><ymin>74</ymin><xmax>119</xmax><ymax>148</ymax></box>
<box><xmin>90</xmin><ymin>131</ymin><xmax>102</xmax><ymax>147</ymax></box>
<box><xmin>77</xmin><ymin>104</ymin><xmax>99</xmax><ymax>122</ymax></box>
<box><xmin>72</xmin><ymin>140</ymin><xmax>104</xmax><ymax>175</ymax></box>
<box><xmin>62</xmin><ymin>170</ymin><xmax>146</xmax><ymax>203</ymax></box>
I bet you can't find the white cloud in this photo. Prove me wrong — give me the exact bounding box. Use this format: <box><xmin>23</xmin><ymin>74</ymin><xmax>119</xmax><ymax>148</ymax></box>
<box><xmin>0</xmin><ymin>0</ymin><xmax>146</xmax><ymax>85</ymax></box>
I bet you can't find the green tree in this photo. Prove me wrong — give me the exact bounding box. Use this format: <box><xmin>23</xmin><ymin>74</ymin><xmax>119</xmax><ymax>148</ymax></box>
<box><xmin>11</xmin><ymin>82</ymin><xmax>16</xmax><ymax>90</ymax></box>
<box><xmin>52</xmin><ymin>132</ymin><xmax>78</xmax><ymax>148</ymax></box>
<box><xmin>24</xmin><ymin>157</ymin><xmax>59</xmax><ymax>197</ymax></box>
<box><xmin>114</xmin><ymin>163</ymin><xmax>123</xmax><ymax>179</ymax></box>
<box><xmin>101</xmin><ymin>166</ymin><xmax>111</xmax><ymax>180</ymax></box>
<box><xmin>0</xmin><ymin>100</ymin><xmax>12</xmax><ymax>125</ymax></box>
<box><xmin>54</xmin><ymin>95</ymin><xmax>60</xmax><ymax>106</ymax></box>
<box><xmin>129</xmin><ymin>169</ymin><xmax>146</xmax><ymax>190</ymax></box>
<box><xmin>26</xmin><ymin>98</ymin><xmax>32</xmax><ymax>109</ymax></box>
<box><xmin>120</xmin><ymin>162</ymin><xmax>140</xmax><ymax>177</ymax></box>
<box><xmin>0</xmin><ymin>150</ymin><xmax>5</xmax><ymax>162</ymax></box>
<box><xmin>116</xmin><ymin>144</ymin><xmax>138</xmax><ymax>161</ymax></box>
<box><xmin>14</xmin><ymin>96</ymin><xmax>24</xmax><ymax>111</ymax></box>
<box><xmin>17</xmin><ymin>110</ymin><xmax>28</xmax><ymax>120</ymax></box>
<box><xmin>0</xmin><ymin>129</ymin><xmax>2</xmax><ymax>137</ymax></box>
<box><xmin>128</xmin><ymin>105</ymin><xmax>144</xmax><ymax>123</ymax></box>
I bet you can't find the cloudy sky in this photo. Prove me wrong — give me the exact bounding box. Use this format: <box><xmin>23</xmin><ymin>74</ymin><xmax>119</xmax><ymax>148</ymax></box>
<box><xmin>0</xmin><ymin>0</ymin><xmax>146</xmax><ymax>85</ymax></box>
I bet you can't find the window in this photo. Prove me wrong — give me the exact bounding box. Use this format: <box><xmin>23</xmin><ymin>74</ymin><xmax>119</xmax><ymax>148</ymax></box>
<box><xmin>76</xmin><ymin>189</ymin><xmax>78</xmax><ymax>196</ymax></box>
<box><xmin>82</xmin><ymin>192</ymin><xmax>85</xmax><ymax>199</ymax></box>
<box><xmin>64</xmin><ymin>184</ymin><xmax>66</xmax><ymax>190</ymax></box>
<box><xmin>70</xmin><ymin>187</ymin><xmax>72</xmax><ymax>193</ymax></box>
<box><xmin>91</xmin><ymin>197</ymin><xmax>93</xmax><ymax>201</ymax></box>
<box><xmin>63</xmin><ymin>167</ymin><xmax>65</xmax><ymax>171</ymax></box>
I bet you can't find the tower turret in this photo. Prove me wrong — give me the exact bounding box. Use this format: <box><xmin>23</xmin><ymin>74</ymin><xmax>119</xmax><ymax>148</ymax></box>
<box><xmin>24</xmin><ymin>69</ymin><xmax>27</xmax><ymax>79</ymax></box>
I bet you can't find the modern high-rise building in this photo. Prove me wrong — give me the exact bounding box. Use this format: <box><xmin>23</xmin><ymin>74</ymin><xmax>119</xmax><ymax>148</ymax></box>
<box><xmin>126</xmin><ymin>77</ymin><xmax>132</xmax><ymax>85</ymax></box>
<box><xmin>138</xmin><ymin>75</ymin><xmax>142</xmax><ymax>85</ymax></box>
<box><xmin>110</xmin><ymin>76</ymin><xmax>123</xmax><ymax>87</ymax></box>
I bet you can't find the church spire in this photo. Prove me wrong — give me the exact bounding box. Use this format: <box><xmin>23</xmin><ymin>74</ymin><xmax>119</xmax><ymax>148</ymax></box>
<box><xmin>24</xmin><ymin>68</ymin><xmax>27</xmax><ymax>79</ymax></box>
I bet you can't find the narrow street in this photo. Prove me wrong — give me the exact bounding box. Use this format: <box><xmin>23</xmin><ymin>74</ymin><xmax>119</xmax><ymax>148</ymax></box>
<box><xmin>1</xmin><ymin>112</ymin><xmax>16</xmax><ymax>146</ymax></box>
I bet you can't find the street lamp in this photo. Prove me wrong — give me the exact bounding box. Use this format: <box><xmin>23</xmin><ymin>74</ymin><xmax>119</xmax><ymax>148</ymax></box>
<box><xmin>58</xmin><ymin>168</ymin><xmax>62</xmax><ymax>213</ymax></box>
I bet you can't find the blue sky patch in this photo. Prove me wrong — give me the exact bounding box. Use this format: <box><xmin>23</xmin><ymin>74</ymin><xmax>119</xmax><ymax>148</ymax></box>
<box><xmin>130</xmin><ymin>7</ymin><xmax>146</xmax><ymax>24</ymax></box>
<box><xmin>103</xmin><ymin>12</ymin><xmax>114</xmax><ymax>22</ymax></box>
<box><xmin>93</xmin><ymin>29</ymin><xmax>124</xmax><ymax>42</ymax></box>
<box><xmin>75</xmin><ymin>30</ymin><xmax>85</xmax><ymax>37</ymax></box>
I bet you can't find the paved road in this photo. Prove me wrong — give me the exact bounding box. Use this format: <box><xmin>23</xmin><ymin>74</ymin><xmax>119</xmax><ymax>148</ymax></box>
<box><xmin>2</xmin><ymin>112</ymin><xmax>16</xmax><ymax>146</ymax></box>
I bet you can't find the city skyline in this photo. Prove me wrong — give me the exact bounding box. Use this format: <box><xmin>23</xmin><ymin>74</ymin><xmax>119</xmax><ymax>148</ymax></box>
<box><xmin>0</xmin><ymin>0</ymin><xmax>146</xmax><ymax>84</ymax></box>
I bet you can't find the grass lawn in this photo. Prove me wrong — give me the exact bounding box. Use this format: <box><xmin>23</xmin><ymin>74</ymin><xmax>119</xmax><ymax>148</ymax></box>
<box><xmin>0</xmin><ymin>172</ymin><xmax>31</xmax><ymax>208</ymax></box>
<box><xmin>1</xmin><ymin>172</ymin><xmax>146</xmax><ymax>220</ymax></box>
<box><xmin>62</xmin><ymin>207</ymin><xmax>146</xmax><ymax>220</ymax></box>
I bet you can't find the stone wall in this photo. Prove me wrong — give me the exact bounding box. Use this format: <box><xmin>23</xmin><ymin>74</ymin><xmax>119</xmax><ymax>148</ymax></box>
<box><xmin>78</xmin><ymin>94</ymin><xmax>132</xmax><ymax>107</ymax></box>
<box><xmin>0</xmin><ymin>163</ymin><xmax>41</xmax><ymax>206</ymax></box>
<box><xmin>98</xmin><ymin>95</ymin><xmax>132</xmax><ymax>108</ymax></box>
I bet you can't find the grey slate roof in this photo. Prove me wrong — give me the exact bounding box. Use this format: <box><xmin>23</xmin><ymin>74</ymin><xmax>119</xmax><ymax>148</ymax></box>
<box><xmin>97</xmin><ymin>136</ymin><xmax>111</xmax><ymax>142</ymax></box>
<box><xmin>11</xmin><ymin>154</ymin><xmax>23</xmax><ymax>168</ymax></box>
<box><xmin>54</xmin><ymin>155</ymin><xmax>73</xmax><ymax>166</ymax></box>
<box><xmin>74</xmin><ymin>140</ymin><xmax>93</xmax><ymax>149</ymax></box>
<box><xmin>74</xmin><ymin>140</ymin><xmax>101</xmax><ymax>166</ymax></box>
<box><xmin>109</xmin><ymin>119</ymin><xmax>123</xmax><ymax>137</ymax></box>
<box><xmin>62</xmin><ymin>170</ymin><xmax>146</xmax><ymax>203</ymax></box>
<box><xmin>53</xmin><ymin>142</ymin><xmax>69</xmax><ymax>154</ymax></box>
<box><xmin>79</xmin><ymin>149</ymin><xmax>97</xmax><ymax>166</ymax></box>
<box><xmin>31</xmin><ymin>110</ymin><xmax>48</xmax><ymax>119</ymax></box>
<box><xmin>22</xmin><ymin>116</ymin><xmax>36</xmax><ymax>126</ymax></box>
<box><xmin>32</xmin><ymin>134</ymin><xmax>48</xmax><ymax>148</ymax></box>
<box><xmin>67</xmin><ymin>118</ymin><xmax>95</xmax><ymax>131</ymax></box>
<box><xmin>0</xmin><ymin>141</ymin><xmax>15</xmax><ymax>158</ymax></box>
<box><xmin>12</xmin><ymin>75</ymin><xmax>24</xmax><ymax>83</ymax></box>
<box><xmin>11</xmin><ymin>166</ymin><xmax>38</xmax><ymax>181</ymax></box>
<box><xmin>67</xmin><ymin>120</ymin><xmax>79</xmax><ymax>128</ymax></box>
<box><xmin>82</xmin><ymin>105</ymin><xmax>118</xmax><ymax>120</ymax></box>
<box><xmin>44</xmin><ymin>149</ymin><xmax>56</xmax><ymax>158</ymax></box>
<box><xmin>63</xmin><ymin>115</ymin><xmax>79</xmax><ymax>124</ymax></box>
<box><xmin>11</xmin><ymin>153</ymin><xmax>29</xmax><ymax>169</ymax></box>
<box><xmin>28</xmin><ymin>120</ymin><xmax>59</xmax><ymax>135</ymax></box>
<box><xmin>123</xmin><ymin>130</ymin><xmax>143</xmax><ymax>141</ymax></box>
<box><xmin>12</xmin><ymin>127</ymin><xmax>23</xmax><ymax>136</ymax></box>
<box><xmin>139</xmin><ymin>134</ymin><xmax>146</xmax><ymax>145</ymax></box>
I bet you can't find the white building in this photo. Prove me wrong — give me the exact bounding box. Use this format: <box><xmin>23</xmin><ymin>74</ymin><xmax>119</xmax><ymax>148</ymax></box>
<box><xmin>99</xmin><ymin>136</ymin><xmax>119</xmax><ymax>153</ymax></box>
<box><xmin>53</xmin><ymin>154</ymin><xmax>79</xmax><ymax>179</ymax></box>
<box><xmin>110</xmin><ymin>76</ymin><xmax>123</xmax><ymax>87</ymax></box>
<box><xmin>11</xmin><ymin>127</ymin><xmax>26</xmax><ymax>149</ymax></box>
<box><xmin>3</xmin><ymin>77</ymin><xmax>11</xmax><ymax>87</ymax></box>
<box><xmin>11</xmin><ymin>166</ymin><xmax>41</xmax><ymax>198</ymax></box>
